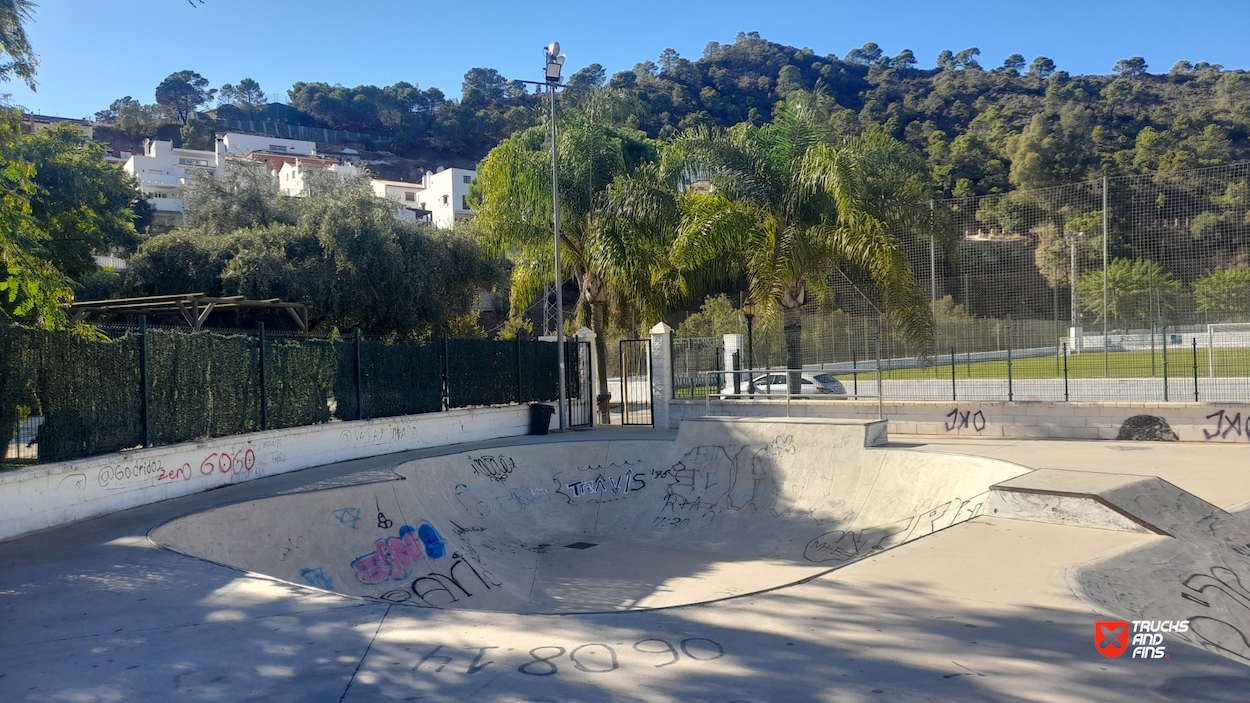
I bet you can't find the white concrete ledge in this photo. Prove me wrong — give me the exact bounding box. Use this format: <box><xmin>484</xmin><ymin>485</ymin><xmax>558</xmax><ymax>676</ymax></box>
<box><xmin>0</xmin><ymin>404</ymin><xmax>555</xmax><ymax>543</ymax></box>
<box><xmin>671</xmin><ymin>398</ymin><xmax>1250</xmax><ymax>443</ymax></box>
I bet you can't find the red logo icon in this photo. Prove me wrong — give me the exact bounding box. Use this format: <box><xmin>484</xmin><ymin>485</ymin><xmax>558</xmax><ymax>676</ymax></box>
<box><xmin>1096</xmin><ymin>620</ymin><xmax>1130</xmax><ymax>658</ymax></box>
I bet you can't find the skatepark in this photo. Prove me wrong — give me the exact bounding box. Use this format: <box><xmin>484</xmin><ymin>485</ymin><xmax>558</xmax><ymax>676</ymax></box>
<box><xmin>3</xmin><ymin>415</ymin><xmax>1250</xmax><ymax>702</ymax></box>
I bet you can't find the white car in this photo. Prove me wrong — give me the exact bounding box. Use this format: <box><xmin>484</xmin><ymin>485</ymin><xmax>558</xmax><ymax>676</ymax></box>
<box><xmin>722</xmin><ymin>371</ymin><xmax>848</xmax><ymax>398</ymax></box>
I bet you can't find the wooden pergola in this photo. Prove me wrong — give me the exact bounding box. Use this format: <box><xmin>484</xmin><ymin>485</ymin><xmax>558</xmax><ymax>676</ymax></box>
<box><xmin>67</xmin><ymin>293</ymin><xmax>310</xmax><ymax>332</ymax></box>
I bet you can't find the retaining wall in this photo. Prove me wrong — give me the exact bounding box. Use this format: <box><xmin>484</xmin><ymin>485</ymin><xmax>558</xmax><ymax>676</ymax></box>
<box><xmin>670</xmin><ymin>399</ymin><xmax>1250</xmax><ymax>443</ymax></box>
<box><xmin>0</xmin><ymin>404</ymin><xmax>555</xmax><ymax>543</ymax></box>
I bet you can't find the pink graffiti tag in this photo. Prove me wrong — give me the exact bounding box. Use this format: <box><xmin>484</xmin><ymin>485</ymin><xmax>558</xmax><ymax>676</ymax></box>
<box><xmin>351</xmin><ymin>525</ymin><xmax>428</xmax><ymax>584</ymax></box>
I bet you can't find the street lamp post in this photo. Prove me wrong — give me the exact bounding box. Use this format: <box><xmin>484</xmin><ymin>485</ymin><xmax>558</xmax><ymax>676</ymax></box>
<box><xmin>743</xmin><ymin>297</ymin><xmax>756</xmax><ymax>395</ymax></box>
<box><xmin>545</xmin><ymin>43</ymin><xmax>567</xmax><ymax>430</ymax></box>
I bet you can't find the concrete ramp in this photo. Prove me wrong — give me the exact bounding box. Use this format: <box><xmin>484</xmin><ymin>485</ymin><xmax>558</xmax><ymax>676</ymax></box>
<box><xmin>151</xmin><ymin>418</ymin><xmax>1028</xmax><ymax>613</ymax></box>
<box><xmin>983</xmin><ymin>468</ymin><xmax>1250</xmax><ymax>667</ymax></box>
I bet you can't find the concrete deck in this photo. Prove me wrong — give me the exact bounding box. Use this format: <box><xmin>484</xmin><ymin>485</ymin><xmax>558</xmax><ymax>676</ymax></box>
<box><xmin>2</xmin><ymin>427</ymin><xmax>1249</xmax><ymax>702</ymax></box>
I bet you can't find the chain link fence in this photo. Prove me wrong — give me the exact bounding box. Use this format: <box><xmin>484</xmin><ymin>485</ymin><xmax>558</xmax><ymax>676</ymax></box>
<box><xmin>2</xmin><ymin>323</ymin><xmax>572</xmax><ymax>466</ymax></box>
<box><xmin>678</xmin><ymin>162</ymin><xmax>1250</xmax><ymax>404</ymax></box>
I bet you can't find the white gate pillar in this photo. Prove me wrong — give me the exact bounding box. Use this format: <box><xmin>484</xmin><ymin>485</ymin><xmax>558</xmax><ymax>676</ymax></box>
<box><xmin>650</xmin><ymin>322</ymin><xmax>674</xmax><ymax>429</ymax></box>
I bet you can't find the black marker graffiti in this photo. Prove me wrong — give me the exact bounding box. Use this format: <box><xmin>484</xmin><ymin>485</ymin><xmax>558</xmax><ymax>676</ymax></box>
<box><xmin>469</xmin><ymin>454</ymin><xmax>516</xmax><ymax>483</ymax></box>
<box><xmin>945</xmin><ymin>408</ymin><xmax>987</xmax><ymax>433</ymax></box>
<box><xmin>408</xmin><ymin>552</ymin><xmax>503</xmax><ymax>607</ymax></box>
<box><xmin>409</xmin><ymin>637</ymin><xmax>726</xmax><ymax>678</ymax></box>
<box><xmin>1180</xmin><ymin>565</ymin><xmax>1250</xmax><ymax>663</ymax></box>
<box><xmin>376</xmin><ymin>497</ymin><xmax>393</xmax><ymax>529</ymax></box>
<box><xmin>803</xmin><ymin>493</ymin><xmax>988</xmax><ymax>563</ymax></box>
<box><xmin>1204</xmin><ymin>410</ymin><xmax>1245</xmax><ymax>441</ymax></box>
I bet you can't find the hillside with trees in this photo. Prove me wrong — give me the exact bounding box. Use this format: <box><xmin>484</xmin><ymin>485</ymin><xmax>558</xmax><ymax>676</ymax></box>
<box><xmin>90</xmin><ymin>33</ymin><xmax>1250</xmax><ymax>198</ymax></box>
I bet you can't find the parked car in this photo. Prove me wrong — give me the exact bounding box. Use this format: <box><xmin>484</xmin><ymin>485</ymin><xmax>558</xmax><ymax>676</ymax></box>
<box><xmin>721</xmin><ymin>371</ymin><xmax>848</xmax><ymax>398</ymax></box>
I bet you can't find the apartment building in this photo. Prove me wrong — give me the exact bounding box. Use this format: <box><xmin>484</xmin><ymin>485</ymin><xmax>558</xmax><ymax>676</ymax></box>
<box><xmin>417</xmin><ymin>167</ymin><xmax>476</xmax><ymax>228</ymax></box>
<box><xmin>123</xmin><ymin>138</ymin><xmax>225</xmax><ymax>229</ymax></box>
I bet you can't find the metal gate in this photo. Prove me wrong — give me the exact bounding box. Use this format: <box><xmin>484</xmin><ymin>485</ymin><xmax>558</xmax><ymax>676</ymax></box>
<box><xmin>620</xmin><ymin>339</ymin><xmax>652</xmax><ymax>426</ymax></box>
<box><xmin>566</xmin><ymin>340</ymin><xmax>593</xmax><ymax>428</ymax></box>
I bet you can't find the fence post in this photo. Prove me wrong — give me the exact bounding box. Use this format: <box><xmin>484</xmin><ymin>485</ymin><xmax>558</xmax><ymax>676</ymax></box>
<box><xmin>354</xmin><ymin>328</ymin><xmax>363</xmax><ymax>420</ymax></box>
<box><xmin>1063</xmin><ymin>342</ymin><xmax>1069</xmax><ymax>402</ymax></box>
<box><xmin>139</xmin><ymin>315</ymin><xmax>149</xmax><ymax>447</ymax></box>
<box><xmin>258</xmin><ymin>322</ymin><xmax>267</xmax><ymax>431</ymax></box>
<box><xmin>852</xmin><ymin>350</ymin><xmax>858</xmax><ymax>397</ymax></box>
<box><xmin>1162</xmin><ymin>323</ymin><xmax>1169</xmax><ymax>402</ymax></box>
<box><xmin>515</xmin><ymin>337</ymin><xmax>523</xmax><ymax>404</ymax></box>
<box><xmin>1193</xmin><ymin>337</ymin><xmax>1199</xmax><ymax>402</ymax></box>
<box><xmin>1006</xmin><ymin>315</ymin><xmax>1013</xmax><ymax>402</ymax></box>
<box><xmin>442</xmin><ymin>336</ymin><xmax>450</xmax><ymax>412</ymax></box>
<box><xmin>875</xmin><ymin>321</ymin><xmax>883</xmax><ymax>420</ymax></box>
<box><xmin>950</xmin><ymin>347</ymin><xmax>956</xmax><ymax>401</ymax></box>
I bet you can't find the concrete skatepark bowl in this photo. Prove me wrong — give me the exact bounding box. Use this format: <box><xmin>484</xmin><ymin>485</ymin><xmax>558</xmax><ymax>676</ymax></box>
<box><xmin>5</xmin><ymin>416</ymin><xmax>1250</xmax><ymax>702</ymax></box>
<box><xmin>152</xmin><ymin>418</ymin><xmax>1022</xmax><ymax>614</ymax></box>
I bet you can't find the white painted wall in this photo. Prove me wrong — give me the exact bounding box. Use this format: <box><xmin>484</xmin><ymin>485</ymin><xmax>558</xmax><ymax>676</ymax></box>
<box><xmin>0</xmin><ymin>404</ymin><xmax>556</xmax><ymax>543</ymax></box>
<box><xmin>222</xmin><ymin>132</ymin><xmax>315</xmax><ymax>156</ymax></box>
<box><xmin>277</xmin><ymin>160</ymin><xmax>360</xmax><ymax>196</ymax></box>
<box><xmin>123</xmin><ymin>139</ymin><xmax>225</xmax><ymax>220</ymax></box>
<box><xmin>418</xmin><ymin>168</ymin><xmax>475</xmax><ymax>228</ymax></box>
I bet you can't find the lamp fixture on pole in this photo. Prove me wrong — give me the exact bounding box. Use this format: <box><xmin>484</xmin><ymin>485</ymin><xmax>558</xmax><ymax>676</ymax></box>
<box><xmin>742</xmin><ymin>297</ymin><xmax>756</xmax><ymax>395</ymax></box>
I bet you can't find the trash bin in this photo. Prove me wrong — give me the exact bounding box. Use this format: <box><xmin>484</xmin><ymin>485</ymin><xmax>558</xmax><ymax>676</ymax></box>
<box><xmin>528</xmin><ymin>404</ymin><xmax>555</xmax><ymax>435</ymax></box>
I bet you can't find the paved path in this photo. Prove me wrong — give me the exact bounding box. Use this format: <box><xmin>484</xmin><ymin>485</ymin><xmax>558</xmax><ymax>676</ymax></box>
<box><xmin>1</xmin><ymin>425</ymin><xmax>1248</xmax><ymax>702</ymax></box>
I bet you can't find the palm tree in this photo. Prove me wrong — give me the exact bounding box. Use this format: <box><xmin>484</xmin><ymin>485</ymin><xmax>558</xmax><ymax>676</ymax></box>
<box><xmin>473</xmin><ymin>89</ymin><xmax>655</xmax><ymax>423</ymax></box>
<box><xmin>0</xmin><ymin>0</ymin><xmax>37</xmax><ymax>89</ymax></box>
<box><xmin>667</xmin><ymin>96</ymin><xmax>934</xmax><ymax>390</ymax></box>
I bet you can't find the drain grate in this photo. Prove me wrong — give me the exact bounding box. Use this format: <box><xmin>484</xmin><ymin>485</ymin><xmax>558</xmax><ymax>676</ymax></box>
<box><xmin>564</xmin><ymin>542</ymin><xmax>598</xmax><ymax>550</ymax></box>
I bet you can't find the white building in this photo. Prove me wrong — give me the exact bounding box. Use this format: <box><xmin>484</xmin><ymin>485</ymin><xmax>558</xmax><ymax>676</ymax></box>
<box><xmin>371</xmin><ymin>179</ymin><xmax>427</xmax><ymax>222</ymax></box>
<box><xmin>123</xmin><ymin>139</ymin><xmax>225</xmax><ymax>229</ymax></box>
<box><xmin>221</xmin><ymin>133</ymin><xmax>315</xmax><ymax>156</ymax></box>
<box><xmin>277</xmin><ymin>159</ymin><xmax>360</xmax><ymax>197</ymax></box>
<box><xmin>417</xmin><ymin>167</ymin><xmax>475</xmax><ymax>228</ymax></box>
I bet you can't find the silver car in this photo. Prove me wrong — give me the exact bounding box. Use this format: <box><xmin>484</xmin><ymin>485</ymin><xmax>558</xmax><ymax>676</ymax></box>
<box><xmin>722</xmin><ymin>371</ymin><xmax>848</xmax><ymax>397</ymax></box>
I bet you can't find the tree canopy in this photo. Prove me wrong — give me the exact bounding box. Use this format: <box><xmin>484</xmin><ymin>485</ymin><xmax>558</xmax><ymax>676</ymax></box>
<box><xmin>129</xmin><ymin>177</ymin><xmax>503</xmax><ymax>335</ymax></box>
<box><xmin>0</xmin><ymin>112</ymin><xmax>143</xmax><ymax>326</ymax></box>
<box><xmin>155</xmin><ymin>70</ymin><xmax>216</xmax><ymax>124</ymax></box>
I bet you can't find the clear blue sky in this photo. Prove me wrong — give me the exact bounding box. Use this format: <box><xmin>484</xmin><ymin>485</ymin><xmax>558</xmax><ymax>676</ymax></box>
<box><xmin>20</xmin><ymin>0</ymin><xmax>1250</xmax><ymax>119</ymax></box>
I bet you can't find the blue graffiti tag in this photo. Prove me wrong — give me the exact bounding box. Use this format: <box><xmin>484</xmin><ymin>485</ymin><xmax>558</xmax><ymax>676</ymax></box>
<box><xmin>418</xmin><ymin>522</ymin><xmax>446</xmax><ymax>559</ymax></box>
<box><xmin>332</xmin><ymin>508</ymin><xmax>363</xmax><ymax>528</ymax></box>
<box><xmin>301</xmin><ymin>567</ymin><xmax>335</xmax><ymax>591</ymax></box>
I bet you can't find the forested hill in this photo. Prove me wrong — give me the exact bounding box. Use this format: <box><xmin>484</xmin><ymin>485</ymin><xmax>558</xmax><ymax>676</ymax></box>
<box><xmin>279</xmin><ymin>33</ymin><xmax>1250</xmax><ymax>196</ymax></box>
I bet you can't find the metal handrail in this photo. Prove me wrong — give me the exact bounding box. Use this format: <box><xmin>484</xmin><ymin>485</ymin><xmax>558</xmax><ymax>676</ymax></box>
<box><xmin>699</xmin><ymin>368</ymin><xmax>884</xmax><ymax>419</ymax></box>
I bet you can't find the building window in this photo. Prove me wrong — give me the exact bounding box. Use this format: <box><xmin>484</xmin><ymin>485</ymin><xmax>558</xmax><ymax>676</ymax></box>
<box><xmin>461</xmin><ymin>195</ymin><xmax>470</xmax><ymax>210</ymax></box>
<box><xmin>442</xmin><ymin>194</ymin><xmax>449</xmax><ymax>206</ymax></box>
<box><xmin>269</xmin><ymin>145</ymin><xmax>288</xmax><ymax>153</ymax></box>
<box><xmin>405</xmin><ymin>191</ymin><xmax>415</xmax><ymax>202</ymax></box>
<box><xmin>462</xmin><ymin>175</ymin><xmax>471</xmax><ymax>184</ymax></box>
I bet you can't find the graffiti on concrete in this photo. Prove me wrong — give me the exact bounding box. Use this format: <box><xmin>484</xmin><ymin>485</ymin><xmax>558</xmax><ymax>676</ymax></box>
<box><xmin>468</xmin><ymin>454</ymin><xmax>516</xmax><ymax>483</ymax></box>
<box><xmin>1117</xmin><ymin>415</ymin><xmax>1179</xmax><ymax>441</ymax></box>
<box><xmin>1204</xmin><ymin>410</ymin><xmax>1246</xmax><ymax>441</ymax></box>
<box><xmin>1179</xmin><ymin>565</ymin><xmax>1250</xmax><ymax>663</ymax></box>
<box><xmin>351</xmin><ymin>522</ymin><xmax>447</xmax><ymax>584</ymax></box>
<box><xmin>332</xmin><ymin>507</ymin><xmax>363</xmax><ymax>528</ymax></box>
<box><xmin>945</xmin><ymin>408</ymin><xmax>987</xmax><ymax>433</ymax></box>
<box><xmin>803</xmin><ymin>492</ymin><xmax>989</xmax><ymax>563</ymax></box>
<box><xmin>410</xmin><ymin>637</ymin><xmax>724</xmax><ymax>677</ymax></box>
<box><xmin>553</xmin><ymin>462</ymin><xmax>649</xmax><ymax>506</ymax></box>
<box><xmin>300</xmin><ymin>567</ymin><xmax>334</xmax><ymax>591</ymax></box>
<box><xmin>658</xmin><ymin>437</ymin><xmax>787</xmax><ymax>519</ymax></box>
